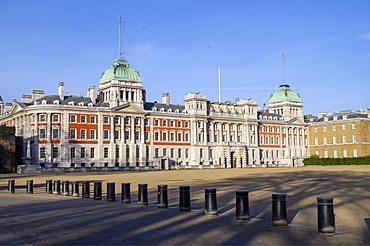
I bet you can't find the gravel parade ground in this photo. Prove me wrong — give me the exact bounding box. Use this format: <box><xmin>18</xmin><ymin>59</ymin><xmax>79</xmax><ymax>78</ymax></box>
<box><xmin>1</xmin><ymin>166</ymin><xmax>370</xmax><ymax>245</ymax></box>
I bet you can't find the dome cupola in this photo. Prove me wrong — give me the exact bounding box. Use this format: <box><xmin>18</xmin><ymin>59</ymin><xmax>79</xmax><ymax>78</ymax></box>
<box><xmin>100</xmin><ymin>58</ymin><xmax>141</xmax><ymax>83</ymax></box>
<box><xmin>269</xmin><ymin>84</ymin><xmax>301</xmax><ymax>103</ymax></box>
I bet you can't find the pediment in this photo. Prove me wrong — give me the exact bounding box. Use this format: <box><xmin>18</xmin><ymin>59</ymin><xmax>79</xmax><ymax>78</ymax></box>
<box><xmin>111</xmin><ymin>103</ymin><xmax>146</xmax><ymax>114</ymax></box>
<box><xmin>10</xmin><ymin>102</ymin><xmax>27</xmax><ymax>114</ymax></box>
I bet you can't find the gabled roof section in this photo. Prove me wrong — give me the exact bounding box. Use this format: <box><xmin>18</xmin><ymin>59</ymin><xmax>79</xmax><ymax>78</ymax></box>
<box><xmin>111</xmin><ymin>102</ymin><xmax>147</xmax><ymax>114</ymax></box>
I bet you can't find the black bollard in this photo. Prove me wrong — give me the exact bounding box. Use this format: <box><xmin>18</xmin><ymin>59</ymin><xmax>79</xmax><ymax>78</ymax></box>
<box><xmin>236</xmin><ymin>190</ymin><xmax>250</xmax><ymax>220</ymax></box>
<box><xmin>157</xmin><ymin>185</ymin><xmax>168</xmax><ymax>208</ymax></box>
<box><xmin>121</xmin><ymin>183</ymin><xmax>131</xmax><ymax>203</ymax></box>
<box><xmin>46</xmin><ymin>180</ymin><xmax>52</xmax><ymax>194</ymax></box>
<box><xmin>71</xmin><ymin>181</ymin><xmax>79</xmax><ymax>197</ymax></box>
<box><xmin>179</xmin><ymin>186</ymin><xmax>191</xmax><ymax>212</ymax></box>
<box><xmin>26</xmin><ymin>180</ymin><xmax>33</xmax><ymax>194</ymax></box>
<box><xmin>94</xmin><ymin>182</ymin><xmax>102</xmax><ymax>200</ymax></box>
<box><xmin>8</xmin><ymin>180</ymin><xmax>15</xmax><ymax>194</ymax></box>
<box><xmin>53</xmin><ymin>180</ymin><xmax>61</xmax><ymax>195</ymax></box>
<box><xmin>272</xmin><ymin>193</ymin><xmax>288</xmax><ymax>226</ymax></box>
<box><xmin>205</xmin><ymin>188</ymin><xmax>218</xmax><ymax>216</ymax></box>
<box><xmin>8</xmin><ymin>180</ymin><xmax>15</xmax><ymax>193</ymax></box>
<box><xmin>138</xmin><ymin>184</ymin><xmax>148</xmax><ymax>205</ymax></box>
<box><xmin>81</xmin><ymin>181</ymin><xmax>90</xmax><ymax>199</ymax></box>
<box><xmin>317</xmin><ymin>196</ymin><xmax>335</xmax><ymax>235</ymax></box>
<box><xmin>61</xmin><ymin>180</ymin><xmax>69</xmax><ymax>196</ymax></box>
<box><xmin>107</xmin><ymin>182</ymin><xmax>116</xmax><ymax>202</ymax></box>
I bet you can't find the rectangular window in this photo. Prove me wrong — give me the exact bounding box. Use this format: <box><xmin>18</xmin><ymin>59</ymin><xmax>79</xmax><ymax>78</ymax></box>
<box><xmin>352</xmin><ymin>123</ymin><xmax>357</xmax><ymax>129</ymax></box>
<box><xmin>170</xmin><ymin>148</ymin><xmax>174</xmax><ymax>158</ymax></box>
<box><xmin>124</xmin><ymin>117</ymin><xmax>130</xmax><ymax>125</ymax></box>
<box><xmin>81</xmin><ymin>129</ymin><xmax>86</xmax><ymax>139</ymax></box>
<box><xmin>114</xmin><ymin>130</ymin><xmax>120</xmax><ymax>140</ymax></box>
<box><xmin>114</xmin><ymin>117</ymin><xmax>120</xmax><ymax>124</ymax></box>
<box><xmin>104</xmin><ymin>148</ymin><xmax>109</xmax><ymax>158</ymax></box>
<box><xmin>209</xmin><ymin>148</ymin><xmax>213</xmax><ymax>158</ymax></box>
<box><xmin>52</xmin><ymin>128</ymin><xmax>59</xmax><ymax>139</ymax></box>
<box><xmin>185</xmin><ymin>149</ymin><xmax>189</xmax><ymax>158</ymax></box>
<box><xmin>104</xmin><ymin>130</ymin><xmax>109</xmax><ymax>139</ymax></box>
<box><xmin>352</xmin><ymin>135</ymin><xmax>357</xmax><ymax>143</ymax></box>
<box><xmin>323</xmin><ymin>126</ymin><xmax>327</xmax><ymax>132</ymax></box>
<box><xmin>162</xmin><ymin>132</ymin><xmax>167</xmax><ymax>141</ymax></box>
<box><xmin>52</xmin><ymin>147</ymin><xmax>58</xmax><ymax>158</ymax></box>
<box><xmin>162</xmin><ymin>120</ymin><xmax>167</xmax><ymax>127</ymax></box>
<box><xmin>70</xmin><ymin>129</ymin><xmax>76</xmax><ymax>139</ymax></box>
<box><xmin>171</xmin><ymin>132</ymin><xmax>175</xmax><ymax>141</ymax></box>
<box><xmin>185</xmin><ymin>121</ymin><xmax>189</xmax><ymax>128</ymax></box>
<box><xmin>104</xmin><ymin>116</ymin><xmax>109</xmax><ymax>124</ymax></box>
<box><xmin>342</xmin><ymin>124</ymin><xmax>346</xmax><ymax>130</ymax></box>
<box><xmin>323</xmin><ymin>137</ymin><xmax>327</xmax><ymax>145</ymax></box>
<box><xmin>342</xmin><ymin>135</ymin><xmax>347</xmax><ymax>143</ymax></box>
<box><xmin>145</xmin><ymin>132</ymin><xmax>149</xmax><ymax>141</ymax></box>
<box><xmin>40</xmin><ymin>129</ymin><xmax>46</xmax><ymax>139</ymax></box>
<box><xmin>163</xmin><ymin>148</ymin><xmax>167</xmax><ymax>156</ymax></box>
<box><xmin>144</xmin><ymin>119</ymin><xmax>149</xmax><ymax>126</ymax></box>
<box><xmin>134</xmin><ymin>118</ymin><xmax>139</xmax><ymax>125</ymax></box>
<box><xmin>155</xmin><ymin>148</ymin><xmax>159</xmax><ymax>157</ymax></box>
<box><xmin>314</xmin><ymin>138</ymin><xmax>318</xmax><ymax>145</ymax></box>
<box><xmin>185</xmin><ymin>133</ymin><xmax>189</xmax><ymax>142</ymax></box>
<box><xmin>90</xmin><ymin>129</ymin><xmax>96</xmax><ymax>139</ymax></box>
<box><xmin>170</xmin><ymin>121</ymin><xmax>174</xmax><ymax>127</ymax></box>
<box><xmin>324</xmin><ymin>150</ymin><xmax>328</xmax><ymax>158</ymax></box>
<box><xmin>40</xmin><ymin>147</ymin><xmax>46</xmax><ymax>158</ymax></box>
<box><xmin>135</xmin><ymin>131</ymin><xmax>140</xmax><ymax>140</ymax></box>
<box><xmin>178</xmin><ymin>133</ymin><xmax>182</xmax><ymax>141</ymax></box>
<box><xmin>40</xmin><ymin>114</ymin><xmax>46</xmax><ymax>122</ymax></box>
<box><xmin>125</xmin><ymin>130</ymin><xmax>130</xmax><ymax>140</ymax></box>
<box><xmin>70</xmin><ymin>115</ymin><xmax>76</xmax><ymax>123</ymax></box>
<box><xmin>154</xmin><ymin>120</ymin><xmax>159</xmax><ymax>126</ymax></box>
<box><xmin>354</xmin><ymin>149</ymin><xmax>358</xmax><ymax>157</ymax></box>
<box><xmin>200</xmin><ymin>149</ymin><xmax>203</xmax><ymax>158</ymax></box>
<box><xmin>177</xmin><ymin>121</ymin><xmax>182</xmax><ymax>127</ymax></box>
<box><xmin>116</xmin><ymin>147</ymin><xmax>119</xmax><ymax>159</ymax></box>
<box><xmin>81</xmin><ymin>115</ymin><xmax>86</xmax><ymax>123</ymax></box>
<box><xmin>90</xmin><ymin>116</ymin><xmax>96</xmax><ymax>124</ymax></box>
<box><xmin>333</xmin><ymin>136</ymin><xmax>337</xmax><ymax>144</ymax></box>
<box><xmin>81</xmin><ymin>147</ymin><xmax>85</xmax><ymax>158</ymax></box>
<box><xmin>90</xmin><ymin>148</ymin><xmax>95</xmax><ymax>158</ymax></box>
<box><xmin>178</xmin><ymin>149</ymin><xmax>182</xmax><ymax>158</ymax></box>
<box><xmin>52</xmin><ymin>114</ymin><xmax>59</xmax><ymax>122</ymax></box>
<box><xmin>334</xmin><ymin>150</ymin><xmax>338</xmax><ymax>158</ymax></box>
<box><xmin>343</xmin><ymin>149</ymin><xmax>348</xmax><ymax>157</ymax></box>
<box><xmin>71</xmin><ymin>147</ymin><xmax>76</xmax><ymax>158</ymax></box>
<box><xmin>332</xmin><ymin>125</ymin><xmax>336</xmax><ymax>131</ymax></box>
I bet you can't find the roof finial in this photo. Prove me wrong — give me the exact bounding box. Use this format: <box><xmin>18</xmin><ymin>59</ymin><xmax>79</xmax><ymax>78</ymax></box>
<box><xmin>118</xmin><ymin>16</ymin><xmax>124</xmax><ymax>59</ymax></box>
<box><xmin>282</xmin><ymin>52</ymin><xmax>286</xmax><ymax>85</ymax></box>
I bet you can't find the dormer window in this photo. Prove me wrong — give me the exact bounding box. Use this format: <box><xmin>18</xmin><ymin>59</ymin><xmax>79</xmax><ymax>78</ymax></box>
<box><xmin>78</xmin><ymin>102</ymin><xmax>84</xmax><ymax>106</ymax></box>
<box><xmin>42</xmin><ymin>100</ymin><xmax>47</xmax><ymax>105</ymax></box>
<box><xmin>53</xmin><ymin>100</ymin><xmax>59</xmax><ymax>105</ymax></box>
<box><xmin>68</xmin><ymin>101</ymin><xmax>75</xmax><ymax>105</ymax></box>
<box><xmin>152</xmin><ymin>107</ymin><xmax>157</xmax><ymax>111</ymax></box>
<box><xmin>343</xmin><ymin>115</ymin><xmax>348</xmax><ymax>120</ymax></box>
<box><xmin>168</xmin><ymin>108</ymin><xmax>173</xmax><ymax>112</ymax></box>
<box><xmin>88</xmin><ymin>103</ymin><xmax>93</xmax><ymax>107</ymax></box>
<box><xmin>160</xmin><ymin>107</ymin><xmax>165</xmax><ymax>112</ymax></box>
<box><xmin>182</xmin><ymin>110</ymin><xmax>187</xmax><ymax>113</ymax></box>
<box><xmin>34</xmin><ymin>101</ymin><xmax>39</xmax><ymax>105</ymax></box>
<box><xmin>175</xmin><ymin>109</ymin><xmax>180</xmax><ymax>113</ymax></box>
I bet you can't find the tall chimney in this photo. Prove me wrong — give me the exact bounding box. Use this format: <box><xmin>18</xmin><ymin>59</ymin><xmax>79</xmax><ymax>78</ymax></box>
<box><xmin>58</xmin><ymin>82</ymin><xmax>64</xmax><ymax>100</ymax></box>
<box><xmin>87</xmin><ymin>86</ymin><xmax>97</xmax><ymax>103</ymax></box>
<box><xmin>162</xmin><ymin>93</ymin><xmax>170</xmax><ymax>105</ymax></box>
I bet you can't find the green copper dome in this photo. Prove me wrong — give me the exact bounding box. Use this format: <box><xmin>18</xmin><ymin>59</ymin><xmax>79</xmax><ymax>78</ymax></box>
<box><xmin>269</xmin><ymin>84</ymin><xmax>301</xmax><ymax>103</ymax></box>
<box><xmin>100</xmin><ymin>58</ymin><xmax>141</xmax><ymax>83</ymax></box>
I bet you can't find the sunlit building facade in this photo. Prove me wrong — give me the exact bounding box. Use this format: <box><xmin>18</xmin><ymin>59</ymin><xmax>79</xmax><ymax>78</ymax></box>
<box><xmin>0</xmin><ymin>57</ymin><xmax>308</xmax><ymax>170</ymax></box>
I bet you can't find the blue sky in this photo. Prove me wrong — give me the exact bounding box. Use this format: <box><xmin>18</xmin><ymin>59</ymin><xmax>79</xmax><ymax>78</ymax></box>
<box><xmin>1</xmin><ymin>0</ymin><xmax>370</xmax><ymax>116</ymax></box>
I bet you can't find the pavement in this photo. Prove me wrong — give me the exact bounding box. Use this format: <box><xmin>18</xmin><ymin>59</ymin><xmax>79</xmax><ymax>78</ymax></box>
<box><xmin>1</xmin><ymin>166</ymin><xmax>370</xmax><ymax>245</ymax></box>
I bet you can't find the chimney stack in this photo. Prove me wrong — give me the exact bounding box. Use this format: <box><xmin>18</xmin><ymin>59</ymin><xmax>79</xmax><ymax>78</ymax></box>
<box><xmin>58</xmin><ymin>82</ymin><xmax>64</xmax><ymax>100</ymax></box>
<box><xmin>162</xmin><ymin>93</ymin><xmax>170</xmax><ymax>105</ymax></box>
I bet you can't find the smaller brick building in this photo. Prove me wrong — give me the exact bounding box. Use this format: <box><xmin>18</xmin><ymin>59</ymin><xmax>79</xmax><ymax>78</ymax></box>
<box><xmin>307</xmin><ymin>110</ymin><xmax>370</xmax><ymax>158</ymax></box>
